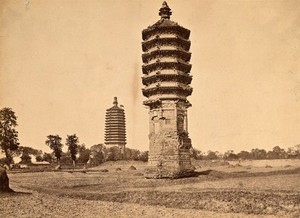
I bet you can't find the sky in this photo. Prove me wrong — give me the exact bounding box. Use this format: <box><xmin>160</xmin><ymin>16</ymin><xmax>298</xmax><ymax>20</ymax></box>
<box><xmin>1</xmin><ymin>0</ymin><xmax>300</xmax><ymax>154</ymax></box>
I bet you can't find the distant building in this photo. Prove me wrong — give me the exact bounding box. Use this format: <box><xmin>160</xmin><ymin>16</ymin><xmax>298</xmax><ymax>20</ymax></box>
<box><xmin>141</xmin><ymin>2</ymin><xmax>194</xmax><ymax>178</ymax></box>
<box><xmin>104</xmin><ymin>97</ymin><xmax>126</xmax><ymax>154</ymax></box>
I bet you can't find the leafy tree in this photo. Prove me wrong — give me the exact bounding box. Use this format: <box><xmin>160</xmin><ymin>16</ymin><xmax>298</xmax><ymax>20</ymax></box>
<box><xmin>78</xmin><ymin>144</ymin><xmax>87</xmax><ymax>154</ymax></box>
<box><xmin>45</xmin><ymin>135</ymin><xmax>63</xmax><ymax>163</ymax></box>
<box><xmin>250</xmin><ymin>148</ymin><xmax>267</xmax><ymax>160</ymax></box>
<box><xmin>106</xmin><ymin>146</ymin><xmax>123</xmax><ymax>161</ymax></box>
<box><xmin>287</xmin><ymin>145</ymin><xmax>300</xmax><ymax>159</ymax></box>
<box><xmin>0</xmin><ymin>157</ymin><xmax>8</xmax><ymax>165</ymax></box>
<box><xmin>124</xmin><ymin>147</ymin><xmax>132</xmax><ymax>160</ymax></box>
<box><xmin>88</xmin><ymin>144</ymin><xmax>106</xmax><ymax>166</ymax></box>
<box><xmin>16</xmin><ymin>146</ymin><xmax>43</xmax><ymax>162</ymax></box>
<box><xmin>59</xmin><ymin>152</ymin><xmax>72</xmax><ymax>165</ymax></box>
<box><xmin>190</xmin><ymin>148</ymin><xmax>203</xmax><ymax>160</ymax></box>
<box><xmin>271</xmin><ymin>146</ymin><xmax>286</xmax><ymax>159</ymax></box>
<box><xmin>36</xmin><ymin>155</ymin><xmax>43</xmax><ymax>162</ymax></box>
<box><xmin>78</xmin><ymin>148</ymin><xmax>91</xmax><ymax>164</ymax></box>
<box><xmin>42</xmin><ymin>152</ymin><xmax>53</xmax><ymax>163</ymax></box>
<box><xmin>124</xmin><ymin>148</ymin><xmax>140</xmax><ymax>161</ymax></box>
<box><xmin>66</xmin><ymin>134</ymin><xmax>79</xmax><ymax>166</ymax></box>
<box><xmin>138</xmin><ymin>151</ymin><xmax>149</xmax><ymax>162</ymax></box>
<box><xmin>131</xmin><ymin>149</ymin><xmax>141</xmax><ymax>161</ymax></box>
<box><xmin>223</xmin><ymin>150</ymin><xmax>238</xmax><ymax>160</ymax></box>
<box><xmin>18</xmin><ymin>146</ymin><xmax>42</xmax><ymax>156</ymax></box>
<box><xmin>205</xmin><ymin>151</ymin><xmax>218</xmax><ymax>160</ymax></box>
<box><xmin>0</xmin><ymin>108</ymin><xmax>20</xmax><ymax>166</ymax></box>
<box><xmin>237</xmin><ymin>150</ymin><xmax>251</xmax><ymax>160</ymax></box>
<box><xmin>77</xmin><ymin>144</ymin><xmax>90</xmax><ymax>164</ymax></box>
<box><xmin>20</xmin><ymin>152</ymin><xmax>32</xmax><ymax>164</ymax></box>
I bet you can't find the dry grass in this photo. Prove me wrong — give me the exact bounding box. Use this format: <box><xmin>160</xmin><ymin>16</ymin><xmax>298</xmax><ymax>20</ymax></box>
<box><xmin>1</xmin><ymin>160</ymin><xmax>300</xmax><ymax>217</ymax></box>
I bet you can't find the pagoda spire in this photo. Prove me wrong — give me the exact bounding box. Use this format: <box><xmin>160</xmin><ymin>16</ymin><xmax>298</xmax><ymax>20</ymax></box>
<box><xmin>113</xmin><ymin>96</ymin><xmax>118</xmax><ymax>107</ymax></box>
<box><xmin>159</xmin><ymin>1</ymin><xmax>172</xmax><ymax>19</ymax></box>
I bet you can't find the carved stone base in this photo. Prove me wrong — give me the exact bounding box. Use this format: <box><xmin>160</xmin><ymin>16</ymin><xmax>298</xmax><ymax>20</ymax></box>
<box><xmin>145</xmin><ymin>165</ymin><xmax>195</xmax><ymax>179</ymax></box>
<box><xmin>145</xmin><ymin>129</ymin><xmax>194</xmax><ymax>179</ymax></box>
<box><xmin>145</xmin><ymin>151</ymin><xmax>195</xmax><ymax>179</ymax></box>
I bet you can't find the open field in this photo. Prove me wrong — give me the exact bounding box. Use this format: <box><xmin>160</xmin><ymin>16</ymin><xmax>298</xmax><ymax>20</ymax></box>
<box><xmin>1</xmin><ymin>160</ymin><xmax>300</xmax><ymax>217</ymax></box>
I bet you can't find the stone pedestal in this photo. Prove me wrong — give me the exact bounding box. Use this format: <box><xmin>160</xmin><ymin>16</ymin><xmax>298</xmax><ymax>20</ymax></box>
<box><xmin>145</xmin><ymin>151</ymin><xmax>195</xmax><ymax>179</ymax></box>
<box><xmin>144</xmin><ymin>101</ymin><xmax>195</xmax><ymax>179</ymax></box>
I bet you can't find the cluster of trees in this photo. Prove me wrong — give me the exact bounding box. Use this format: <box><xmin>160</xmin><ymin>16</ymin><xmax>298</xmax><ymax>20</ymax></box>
<box><xmin>0</xmin><ymin>107</ymin><xmax>148</xmax><ymax>167</ymax></box>
<box><xmin>12</xmin><ymin>144</ymin><xmax>148</xmax><ymax>166</ymax></box>
<box><xmin>191</xmin><ymin>145</ymin><xmax>300</xmax><ymax>160</ymax></box>
<box><xmin>87</xmin><ymin>144</ymin><xmax>148</xmax><ymax>166</ymax></box>
<box><xmin>45</xmin><ymin>134</ymin><xmax>80</xmax><ymax>166</ymax></box>
<box><xmin>43</xmin><ymin>137</ymin><xmax>149</xmax><ymax>166</ymax></box>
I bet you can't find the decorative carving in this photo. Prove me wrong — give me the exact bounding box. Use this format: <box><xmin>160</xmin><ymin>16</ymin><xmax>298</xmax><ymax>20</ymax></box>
<box><xmin>178</xmin><ymin>131</ymin><xmax>191</xmax><ymax>150</ymax></box>
<box><xmin>149</xmin><ymin>129</ymin><xmax>179</xmax><ymax>154</ymax></box>
<box><xmin>177</xmin><ymin>114</ymin><xmax>184</xmax><ymax>132</ymax></box>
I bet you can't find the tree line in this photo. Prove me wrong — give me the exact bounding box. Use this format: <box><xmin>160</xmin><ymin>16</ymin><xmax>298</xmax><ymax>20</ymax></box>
<box><xmin>1</xmin><ymin>107</ymin><xmax>299</xmax><ymax>168</ymax></box>
<box><xmin>191</xmin><ymin>145</ymin><xmax>300</xmax><ymax>160</ymax></box>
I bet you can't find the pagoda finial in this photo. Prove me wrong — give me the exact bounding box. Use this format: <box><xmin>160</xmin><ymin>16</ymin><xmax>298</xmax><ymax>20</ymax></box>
<box><xmin>159</xmin><ymin>1</ymin><xmax>172</xmax><ymax>19</ymax></box>
<box><xmin>113</xmin><ymin>97</ymin><xmax>118</xmax><ymax>107</ymax></box>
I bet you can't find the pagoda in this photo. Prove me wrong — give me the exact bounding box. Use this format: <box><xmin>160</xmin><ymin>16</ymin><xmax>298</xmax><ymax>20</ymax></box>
<box><xmin>141</xmin><ymin>2</ymin><xmax>194</xmax><ymax>178</ymax></box>
<box><xmin>104</xmin><ymin>97</ymin><xmax>126</xmax><ymax>154</ymax></box>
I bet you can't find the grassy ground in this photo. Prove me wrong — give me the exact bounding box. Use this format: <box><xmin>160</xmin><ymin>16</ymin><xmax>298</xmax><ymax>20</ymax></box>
<box><xmin>1</xmin><ymin>160</ymin><xmax>300</xmax><ymax>217</ymax></box>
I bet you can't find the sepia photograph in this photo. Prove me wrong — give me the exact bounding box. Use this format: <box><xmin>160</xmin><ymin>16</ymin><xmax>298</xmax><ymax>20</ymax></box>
<box><xmin>1</xmin><ymin>0</ymin><xmax>300</xmax><ymax>217</ymax></box>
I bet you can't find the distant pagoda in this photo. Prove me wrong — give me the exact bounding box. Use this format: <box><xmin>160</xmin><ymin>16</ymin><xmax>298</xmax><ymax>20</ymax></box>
<box><xmin>141</xmin><ymin>2</ymin><xmax>194</xmax><ymax>178</ymax></box>
<box><xmin>104</xmin><ymin>97</ymin><xmax>126</xmax><ymax>154</ymax></box>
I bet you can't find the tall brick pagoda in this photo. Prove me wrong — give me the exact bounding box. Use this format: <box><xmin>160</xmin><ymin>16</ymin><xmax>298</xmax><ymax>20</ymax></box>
<box><xmin>141</xmin><ymin>2</ymin><xmax>194</xmax><ymax>178</ymax></box>
<box><xmin>104</xmin><ymin>97</ymin><xmax>126</xmax><ymax>154</ymax></box>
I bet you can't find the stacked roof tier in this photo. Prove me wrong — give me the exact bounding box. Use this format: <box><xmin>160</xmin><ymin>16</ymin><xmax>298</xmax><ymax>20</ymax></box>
<box><xmin>141</xmin><ymin>4</ymin><xmax>192</xmax><ymax>107</ymax></box>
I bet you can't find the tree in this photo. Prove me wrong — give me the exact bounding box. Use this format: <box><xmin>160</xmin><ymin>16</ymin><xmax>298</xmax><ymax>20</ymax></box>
<box><xmin>287</xmin><ymin>145</ymin><xmax>300</xmax><ymax>159</ymax></box>
<box><xmin>237</xmin><ymin>150</ymin><xmax>251</xmax><ymax>160</ymax></box>
<box><xmin>18</xmin><ymin>146</ymin><xmax>42</xmax><ymax>156</ymax></box>
<box><xmin>78</xmin><ymin>148</ymin><xmax>91</xmax><ymax>164</ymax></box>
<box><xmin>78</xmin><ymin>144</ymin><xmax>87</xmax><ymax>154</ymax></box>
<box><xmin>124</xmin><ymin>148</ymin><xmax>140</xmax><ymax>161</ymax></box>
<box><xmin>77</xmin><ymin>144</ymin><xmax>90</xmax><ymax>164</ymax></box>
<box><xmin>42</xmin><ymin>152</ymin><xmax>53</xmax><ymax>163</ymax></box>
<box><xmin>223</xmin><ymin>150</ymin><xmax>238</xmax><ymax>160</ymax></box>
<box><xmin>138</xmin><ymin>151</ymin><xmax>149</xmax><ymax>162</ymax></box>
<box><xmin>35</xmin><ymin>155</ymin><xmax>43</xmax><ymax>162</ymax></box>
<box><xmin>16</xmin><ymin>146</ymin><xmax>43</xmax><ymax>162</ymax></box>
<box><xmin>250</xmin><ymin>148</ymin><xmax>267</xmax><ymax>160</ymax></box>
<box><xmin>20</xmin><ymin>152</ymin><xmax>32</xmax><ymax>164</ymax></box>
<box><xmin>88</xmin><ymin>144</ymin><xmax>106</xmax><ymax>166</ymax></box>
<box><xmin>66</xmin><ymin>134</ymin><xmax>79</xmax><ymax>166</ymax></box>
<box><xmin>205</xmin><ymin>151</ymin><xmax>218</xmax><ymax>160</ymax></box>
<box><xmin>0</xmin><ymin>108</ymin><xmax>20</xmax><ymax>166</ymax></box>
<box><xmin>59</xmin><ymin>152</ymin><xmax>72</xmax><ymax>165</ymax></box>
<box><xmin>271</xmin><ymin>146</ymin><xmax>286</xmax><ymax>159</ymax></box>
<box><xmin>45</xmin><ymin>135</ymin><xmax>63</xmax><ymax>163</ymax></box>
<box><xmin>190</xmin><ymin>148</ymin><xmax>203</xmax><ymax>160</ymax></box>
<box><xmin>106</xmin><ymin>146</ymin><xmax>123</xmax><ymax>161</ymax></box>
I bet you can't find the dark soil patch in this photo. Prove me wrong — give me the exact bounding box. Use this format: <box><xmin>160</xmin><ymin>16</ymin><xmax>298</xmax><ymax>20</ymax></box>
<box><xmin>57</xmin><ymin>190</ymin><xmax>300</xmax><ymax>215</ymax></box>
<box><xmin>0</xmin><ymin>191</ymin><xmax>32</xmax><ymax>197</ymax></box>
<box><xmin>195</xmin><ymin>167</ymin><xmax>300</xmax><ymax>180</ymax></box>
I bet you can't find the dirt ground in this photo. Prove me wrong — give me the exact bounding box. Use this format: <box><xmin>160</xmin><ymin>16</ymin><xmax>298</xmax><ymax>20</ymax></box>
<box><xmin>1</xmin><ymin>160</ymin><xmax>300</xmax><ymax>218</ymax></box>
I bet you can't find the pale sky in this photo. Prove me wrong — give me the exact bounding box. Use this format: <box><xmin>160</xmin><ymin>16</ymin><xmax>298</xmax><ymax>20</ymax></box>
<box><xmin>1</xmin><ymin>0</ymin><xmax>300</xmax><ymax>154</ymax></box>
